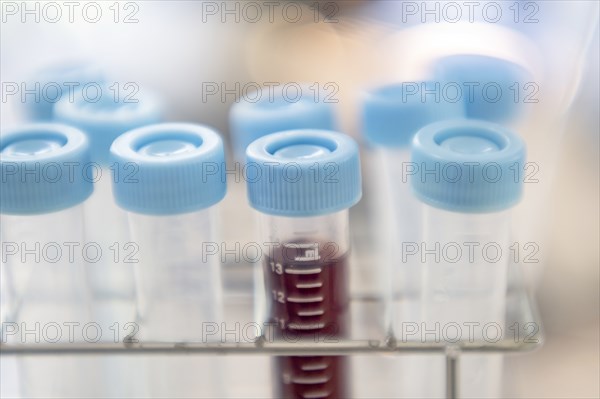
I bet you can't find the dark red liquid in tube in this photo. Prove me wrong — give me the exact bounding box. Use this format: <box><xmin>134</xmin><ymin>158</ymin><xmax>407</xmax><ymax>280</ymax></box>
<box><xmin>264</xmin><ymin>241</ymin><xmax>350</xmax><ymax>399</ymax></box>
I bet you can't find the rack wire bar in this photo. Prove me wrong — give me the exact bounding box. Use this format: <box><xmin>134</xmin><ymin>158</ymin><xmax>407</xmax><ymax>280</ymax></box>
<box><xmin>0</xmin><ymin>333</ymin><xmax>541</xmax><ymax>356</ymax></box>
<box><xmin>0</xmin><ymin>285</ymin><xmax>544</xmax><ymax>356</ymax></box>
<box><xmin>445</xmin><ymin>347</ymin><xmax>460</xmax><ymax>399</ymax></box>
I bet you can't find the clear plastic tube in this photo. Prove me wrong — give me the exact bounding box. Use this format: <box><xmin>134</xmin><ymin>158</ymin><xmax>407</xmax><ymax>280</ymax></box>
<box><xmin>85</xmin><ymin>169</ymin><xmax>135</xmax><ymax>314</ymax></box>
<box><xmin>52</xmin><ymin>87</ymin><xmax>163</xmax><ymax>398</ymax></box>
<box><xmin>421</xmin><ymin>207</ymin><xmax>510</xmax><ymax>328</ymax></box>
<box><xmin>1</xmin><ymin>205</ymin><xmax>90</xmax><ymax>329</ymax></box>
<box><xmin>52</xmin><ymin>88</ymin><xmax>162</xmax><ymax>322</ymax></box>
<box><xmin>129</xmin><ymin>207</ymin><xmax>223</xmax><ymax>341</ymax></box>
<box><xmin>374</xmin><ymin>147</ymin><xmax>428</xmax><ymax>399</ymax></box>
<box><xmin>124</xmin><ymin>207</ymin><xmax>225</xmax><ymax>397</ymax></box>
<box><xmin>360</xmin><ymin>81</ymin><xmax>465</xmax><ymax>334</ymax></box>
<box><xmin>258</xmin><ymin>210</ymin><xmax>350</xmax><ymax>399</ymax></box>
<box><xmin>1</xmin><ymin>205</ymin><xmax>100</xmax><ymax>397</ymax></box>
<box><xmin>360</xmin><ymin>79</ymin><xmax>465</xmax><ymax>397</ymax></box>
<box><xmin>406</xmin><ymin>119</ymin><xmax>525</xmax><ymax>398</ymax></box>
<box><xmin>418</xmin><ymin>206</ymin><xmax>510</xmax><ymax>398</ymax></box>
<box><xmin>109</xmin><ymin>122</ymin><xmax>227</xmax><ymax>397</ymax></box>
<box><xmin>1</xmin><ymin>123</ymin><xmax>96</xmax><ymax>397</ymax></box>
<box><xmin>379</xmin><ymin>148</ymin><xmax>424</xmax><ymax>325</ymax></box>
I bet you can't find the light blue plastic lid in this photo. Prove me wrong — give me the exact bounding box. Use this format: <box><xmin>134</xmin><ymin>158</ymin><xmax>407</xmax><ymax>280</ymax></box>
<box><xmin>1</xmin><ymin>124</ymin><xmax>93</xmax><ymax>215</ymax></box>
<box><xmin>53</xmin><ymin>87</ymin><xmax>163</xmax><ymax>166</ymax></box>
<box><xmin>362</xmin><ymin>81</ymin><xmax>465</xmax><ymax>147</ymax></box>
<box><xmin>246</xmin><ymin>130</ymin><xmax>361</xmax><ymax>217</ymax></box>
<box><xmin>433</xmin><ymin>54</ymin><xmax>531</xmax><ymax>123</ymax></box>
<box><xmin>411</xmin><ymin>119</ymin><xmax>526</xmax><ymax>213</ymax></box>
<box><xmin>24</xmin><ymin>62</ymin><xmax>105</xmax><ymax>121</ymax></box>
<box><xmin>110</xmin><ymin>123</ymin><xmax>226</xmax><ymax>215</ymax></box>
<box><xmin>229</xmin><ymin>86</ymin><xmax>336</xmax><ymax>161</ymax></box>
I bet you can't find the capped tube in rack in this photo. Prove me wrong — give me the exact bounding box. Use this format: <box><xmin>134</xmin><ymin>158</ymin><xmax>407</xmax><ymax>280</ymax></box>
<box><xmin>409</xmin><ymin>119</ymin><xmax>526</xmax><ymax>398</ymax></box>
<box><xmin>53</xmin><ymin>84</ymin><xmax>163</xmax><ymax>299</ymax></box>
<box><xmin>1</xmin><ymin>123</ymin><xmax>96</xmax><ymax>397</ymax></box>
<box><xmin>110</xmin><ymin>122</ymin><xmax>226</xmax><ymax>338</ymax></box>
<box><xmin>110</xmin><ymin>122</ymin><xmax>227</xmax><ymax>396</ymax></box>
<box><xmin>246</xmin><ymin>129</ymin><xmax>361</xmax><ymax>399</ymax></box>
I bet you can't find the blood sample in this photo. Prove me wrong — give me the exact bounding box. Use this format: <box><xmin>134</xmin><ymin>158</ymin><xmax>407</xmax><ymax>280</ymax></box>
<box><xmin>265</xmin><ymin>243</ymin><xmax>349</xmax><ymax>336</ymax></box>
<box><xmin>265</xmin><ymin>243</ymin><xmax>349</xmax><ymax>398</ymax></box>
<box><xmin>246</xmin><ymin>130</ymin><xmax>362</xmax><ymax>399</ymax></box>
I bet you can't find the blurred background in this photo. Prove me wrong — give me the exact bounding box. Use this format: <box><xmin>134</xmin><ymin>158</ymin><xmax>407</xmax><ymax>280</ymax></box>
<box><xmin>1</xmin><ymin>1</ymin><xmax>599</xmax><ymax>398</ymax></box>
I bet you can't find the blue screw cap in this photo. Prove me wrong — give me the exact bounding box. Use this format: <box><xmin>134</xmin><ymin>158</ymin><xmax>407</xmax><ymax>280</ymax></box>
<box><xmin>411</xmin><ymin>119</ymin><xmax>526</xmax><ymax>213</ymax></box>
<box><xmin>24</xmin><ymin>62</ymin><xmax>105</xmax><ymax>121</ymax></box>
<box><xmin>246</xmin><ymin>130</ymin><xmax>361</xmax><ymax>217</ymax></box>
<box><xmin>229</xmin><ymin>86</ymin><xmax>336</xmax><ymax>161</ymax></box>
<box><xmin>433</xmin><ymin>54</ymin><xmax>531</xmax><ymax>123</ymax></box>
<box><xmin>362</xmin><ymin>81</ymin><xmax>465</xmax><ymax>147</ymax></box>
<box><xmin>110</xmin><ymin>123</ymin><xmax>227</xmax><ymax>215</ymax></box>
<box><xmin>1</xmin><ymin>124</ymin><xmax>94</xmax><ymax>215</ymax></box>
<box><xmin>53</xmin><ymin>87</ymin><xmax>163</xmax><ymax>166</ymax></box>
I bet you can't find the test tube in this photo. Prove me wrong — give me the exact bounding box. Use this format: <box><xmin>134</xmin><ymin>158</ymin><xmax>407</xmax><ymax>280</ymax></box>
<box><xmin>1</xmin><ymin>123</ymin><xmax>93</xmax><ymax>325</ymax></box>
<box><xmin>246</xmin><ymin>130</ymin><xmax>362</xmax><ymax>399</ymax></box>
<box><xmin>1</xmin><ymin>124</ymin><xmax>94</xmax><ymax>396</ymax></box>
<box><xmin>53</xmin><ymin>86</ymin><xmax>162</xmax><ymax>398</ymax></box>
<box><xmin>411</xmin><ymin>119</ymin><xmax>526</xmax><ymax>398</ymax></box>
<box><xmin>433</xmin><ymin>54</ymin><xmax>544</xmax><ymax>289</ymax></box>
<box><xmin>110</xmin><ymin>123</ymin><xmax>226</xmax><ymax>395</ymax></box>
<box><xmin>228</xmin><ymin>85</ymin><xmax>336</xmax><ymax>323</ymax></box>
<box><xmin>361</xmin><ymin>82</ymin><xmax>465</xmax><ymax>398</ymax></box>
<box><xmin>361</xmin><ymin>81</ymin><xmax>465</xmax><ymax>328</ymax></box>
<box><xmin>53</xmin><ymin>88</ymin><xmax>163</xmax><ymax>309</ymax></box>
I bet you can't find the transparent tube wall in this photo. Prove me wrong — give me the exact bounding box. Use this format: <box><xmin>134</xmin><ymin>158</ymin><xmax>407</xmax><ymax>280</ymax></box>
<box><xmin>86</xmin><ymin>170</ymin><xmax>139</xmax><ymax>399</ymax></box>
<box><xmin>1</xmin><ymin>206</ymin><xmax>89</xmax><ymax>328</ymax></box>
<box><xmin>85</xmin><ymin>169</ymin><xmax>134</xmax><ymax>301</ymax></box>
<box><xmin>258</xmin><ymin>211</ymin><xmax>349</xmax><ymax>254</ymax></box>
<box><xmin>376</xmin><ymin>147</ymin><xmax>428</xmax><ymax>398</ymax></box>
<box><xmin>1</xmin><ymin>205</ymin><xmax>95</xmax><ymax>397</ymax></box>
<box><xmin>127</xmin><ymin>206</ymin><xmax>224</xmax><ymax>397</ymax></box>
<box><xmin>419</xmin><ymin>205</ymin><xmax>511</xmax><ymax>399</ymax></box>
<box><xmin>378</xmin><ymin>147</ymin><xmax>423</xmax><ymax>326</ymax></box>
<box><xmin>128</xmin><ymin>207</ymin><xmax>222</xmax><ymax>341</ymax></box>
